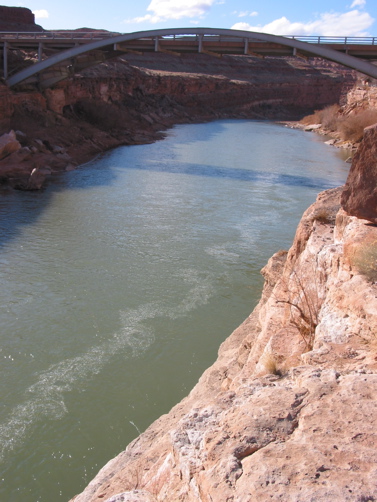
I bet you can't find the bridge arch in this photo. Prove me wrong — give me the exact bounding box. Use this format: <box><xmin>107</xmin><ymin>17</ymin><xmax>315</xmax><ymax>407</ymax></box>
<box><xmin>5</xmin><ymin>27</ymin><xmax>377</xmax><ymax>88</ymax></box>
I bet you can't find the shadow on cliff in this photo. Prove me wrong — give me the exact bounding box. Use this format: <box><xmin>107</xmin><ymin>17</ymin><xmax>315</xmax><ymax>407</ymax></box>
<box><xmin>0</xmin><ymin>160</ymin><xmax>117</xmax><ymax>249</ymax></box>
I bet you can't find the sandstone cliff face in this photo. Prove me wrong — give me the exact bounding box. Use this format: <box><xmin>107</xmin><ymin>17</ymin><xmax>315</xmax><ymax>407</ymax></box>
<box><xmin>345</xmin><ymin>84</ymin><xmax>377</xmax><ymax>111</ymax></box>
<box><xmin>0</xmin><ymin>54</ymin><xmax>354</xmax><ymax>189</ymax></box>
<box><xmin>0</xmin><ymin>6</ymin><xmax>43</xmax><ymax>32</ymax></box>
<box><xmin>71</xmin><ymin>130</ymin><xmax>377</xmax><ymax>501</ymax></box>
<box><xmin>342</xmin><ymin>123</ymin><xmax>377</xmax><ymax>222</ymax></box>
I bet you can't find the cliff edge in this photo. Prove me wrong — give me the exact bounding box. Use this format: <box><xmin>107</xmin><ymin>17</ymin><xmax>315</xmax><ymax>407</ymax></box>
<box><xmin>71</xmin><ymin>126</ymin><xmax>377</xmax><ymax>501</ymax></box>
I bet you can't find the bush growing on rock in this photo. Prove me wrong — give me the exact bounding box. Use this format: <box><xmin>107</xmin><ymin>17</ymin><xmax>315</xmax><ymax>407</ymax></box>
<box><xmin>301</xmin><ymin>104</ymin><xmax>377</xmax><ymax>143</ymax></box>
<box><xmin>338</xmin><ymin>109</ymin><xmax>377</xmax><ymax>143</ymax></box>
<box><xmin>348</xmin><ymin>238</ymin><xmax>377</xmax><ymax>283</ymax></box>
<box><xmin>300</xmin><ymin>104</ymin><xmax>339</xmax><ymax>130</ymax></box>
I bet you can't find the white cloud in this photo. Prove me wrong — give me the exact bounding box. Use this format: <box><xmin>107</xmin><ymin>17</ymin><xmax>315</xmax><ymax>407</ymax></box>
<box><xmin>124</xmin><ymin>0</ymin><xmax>216</xmax><ymax>24</ymax></box>
<box><xmin>32</xmin><ymin>9</ymin><xmax>49</xmax><ymax>19</ymax></box>
<box><xmin>351</xmin><ymin>0</ymin><xmax>366</xmax><ymax>7</ymax></box>
<box><xmin>235</xmin><ymin>10</ymin><xmax>258</xmax><ymax>18</ymax></box>
<box><xmin>231</xmin><ymin>9</ymin><xmax>374</xmax><ymax>36</ymax></box>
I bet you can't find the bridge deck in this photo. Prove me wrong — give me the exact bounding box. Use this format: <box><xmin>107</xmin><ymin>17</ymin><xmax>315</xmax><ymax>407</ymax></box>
<box><xmin>2</xmin><ymin>29</ymin><xmax>377</xmax><ymax>88</ymax></box>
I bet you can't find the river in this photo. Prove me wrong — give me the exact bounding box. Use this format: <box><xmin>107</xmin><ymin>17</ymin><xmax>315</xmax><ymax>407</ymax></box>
<box><xmin>0</xmin><ymin>120</ymin><xmax>350</xmax><ymax>501</ymax></box>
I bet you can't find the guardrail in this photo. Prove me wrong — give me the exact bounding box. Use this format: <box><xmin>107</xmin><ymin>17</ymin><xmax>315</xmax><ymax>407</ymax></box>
<box><xmin>0</xmin><ymin>31</ymin><xmax>120</xmax><ymax>40</ymax></box>
<box><xmin>0</xmin><ymin>32</ymin><xmax>376</xmax><ymax>45</ymax></box>
<box><xmin>289</xmin><ymin>35</ymin><xmax>377</xmax><ymax>45</ymax></box>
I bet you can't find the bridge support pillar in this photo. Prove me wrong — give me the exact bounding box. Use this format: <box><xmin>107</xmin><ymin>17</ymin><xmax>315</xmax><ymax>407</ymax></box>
<box><xmin>38</xmin><ymin>42</ymin><xmax>43</xmax><ymax>62</ymax></box>
<box><xmin>3</xmin><ymin>41</ymin><xmax>7</xmax><ymax>79</ymax></box>
<box><xmin>244</xmin><ymin>38</ymin><xmax>248</xmax><ymax>55</ymax></box>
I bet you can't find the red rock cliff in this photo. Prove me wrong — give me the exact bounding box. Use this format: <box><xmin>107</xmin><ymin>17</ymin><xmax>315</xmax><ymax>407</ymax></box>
<box><xmin>0</xmin><ymin>54</ymin><xmax>355</xmax><ymax>189</ymax></box>
<box><xmin>0</xmin><ymin>6</ymin><xmax>42</xmax><ymax>32</ymax></box>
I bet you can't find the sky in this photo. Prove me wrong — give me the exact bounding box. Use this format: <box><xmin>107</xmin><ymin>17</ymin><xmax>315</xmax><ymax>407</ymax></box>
<box><xmin>1</xmin><ymin>0</ymin><xmax>376</xmax><ymax>36</ymax></box>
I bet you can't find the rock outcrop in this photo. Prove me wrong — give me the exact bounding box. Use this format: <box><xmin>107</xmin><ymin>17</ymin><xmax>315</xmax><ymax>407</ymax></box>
<box><xmin>0</xmin><ymin>6</ymin><xmax>43</xmax><ymax>32</ymax></box>
<box><xmin>341</xmin><ymin>123</ymin><xmax>377</xmax><ymax>222</ymax></box>
<box><xmin>0</xmin><ymin>130</ymin><xmax>21</xmax><ymax>160</ymax></box>
<box><xmin>71</xmin><ymin>135</ymin><xmax>377</xmax><ymax>500</ymax></box>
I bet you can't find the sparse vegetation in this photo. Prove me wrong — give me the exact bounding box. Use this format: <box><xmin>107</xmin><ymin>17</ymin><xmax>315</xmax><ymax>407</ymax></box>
<box><xmin>300</xmin><ymin>104</ymin><xmax>377</xmax><ymax>143</ymax></box>
<box><xmin>259</xmin><ymin>349</ymin><xmax>279</xmax><ymax>375</ymax></box>
<box><xmin>300</xmin><ymin>104</ymin><xmax>340</xmax><ymax>130</ymax></box>
<box><xmin>276</xmin><ymin>270</ymin><xmax>320</xmax><ymax>351</ymax></box>
<box><xmin>338</xmin><ymin>109</ymin><xmax>377</xmax><ymax>143</ymax></box>
<box><xmin>349</xmin><ymin>239</ymin><xmax>377</xmax><ymax>283</ymax></box>
<box><xmin>258</xmin><ymin>347</ymin><xmax>289</xmax><ymax>376</ymax></box>
<box><xmin>311</xmin><ymin>208</ymin><xmax>336</xmax><ymax>224</ymax></box>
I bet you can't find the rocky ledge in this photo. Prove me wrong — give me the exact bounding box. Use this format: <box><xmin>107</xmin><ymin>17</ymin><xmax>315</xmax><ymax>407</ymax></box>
<box><xmin>71</xmin><ymin>125</ymin><xmax>377</xmax><ymax>501</ymax></box>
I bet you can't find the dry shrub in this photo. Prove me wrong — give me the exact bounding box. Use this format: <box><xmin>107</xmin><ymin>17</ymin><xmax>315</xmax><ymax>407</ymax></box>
<box><xmin>300</xmin><ymin>104</ymin><xmax>340</xmax><ymax>130</ymax></box>
<box><xmin>338</xmin><ymin>109</ymin><xmax>377</xmax><ymax>143</ymax></box>
<box><xmin>276</xmin><ymin>270</ymin><xmax>320</xmax><ymax>351</ymax></box>
<box><xmin>349</xmin><ymin>238</ymin><xmax>377</xmax><ymax>283</ymax></box>
<box><xmin>258</xmin><ymin>349</ymin><xmax>287</xmax><ymax>376</ymax></box>
<box><xmin>259</xmin><ymin>349</ymin><xmax>279</xmax><ymax>375</ymax></box>
<box><xmin>311</xmin><ymin>208</ymin><xmax>336</xmax><ymax>225</ymax></box>
<box><xmin>300</xmin><ymin>109</ymin><xmax>323</xmax><ymax>125</ymax></box>
<box><xmin>320</xmin><ymin>104</ymin><xmax>340</xmax><ymax>131</ymax></box>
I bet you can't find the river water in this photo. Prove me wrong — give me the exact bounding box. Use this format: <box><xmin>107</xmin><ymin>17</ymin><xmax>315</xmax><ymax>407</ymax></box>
<box><xmin>0</xmin><ymin>120</ymin><xmax>349</xmax><ymax>501</ymax></box>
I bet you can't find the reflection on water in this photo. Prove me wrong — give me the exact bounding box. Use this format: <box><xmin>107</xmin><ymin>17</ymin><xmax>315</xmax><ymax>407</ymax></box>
<box><xmin>0</xmin><ymin>120</ymin><xmax>349</xmax><ymax>501</ymax></box>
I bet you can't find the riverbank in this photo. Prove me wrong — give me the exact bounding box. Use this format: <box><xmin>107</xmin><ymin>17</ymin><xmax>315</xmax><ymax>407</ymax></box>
<box><xmin>0</xmin><ymin>53</ymin><xmax>355</xmax><ymax>189</ymax></box>
<box><xmin>285</xmin><ymin>82</ymin><xmax>377</xmax><ymax>155</ymax></box>
<box><xmin>71</xmin><ymin>123</ymin><xmax>377</xmax><ymax>502</ymax></box>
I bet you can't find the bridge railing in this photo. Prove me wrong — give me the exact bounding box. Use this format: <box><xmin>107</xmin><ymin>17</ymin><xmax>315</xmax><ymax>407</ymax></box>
<box><xmin>0</xmin><ymin>31</ymin><xmax>120</xmax><ymax>41</ymax></box>
<box><xmin>289</xmin><ymin>35</ymin><xmax>377</xmax><ymax>45</ymax></box>
<box><xmin>0</xmin><ymin>32</ymin><xmax>376</xmax><ymax>45</ymax></box>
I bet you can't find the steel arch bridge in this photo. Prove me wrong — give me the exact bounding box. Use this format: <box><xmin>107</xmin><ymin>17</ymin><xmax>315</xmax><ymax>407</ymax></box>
<box><xmin>2</xmin><ymin>27</ymin><xmax>377</xmax><ymax>88</ymax></box>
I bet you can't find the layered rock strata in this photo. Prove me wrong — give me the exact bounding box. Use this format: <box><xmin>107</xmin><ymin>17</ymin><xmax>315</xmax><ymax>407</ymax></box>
<box><xmin>72</xmin><ymin>129</ymin><xmax>377</xmax><ymax>501</ymax></box>
<box><xmin>0</xmin><ymin>54</ymin><xmax>355</xmax><ymax>189</ymax></box>
<box><xmin>0</xmin><ymin>6</ymin><xmax>43</xmax><ymax>32</ymax></box>
<box><xmin>341</xmin><ymin>123</ymin><xmax>377</xmax><ymax>222</ymax></box>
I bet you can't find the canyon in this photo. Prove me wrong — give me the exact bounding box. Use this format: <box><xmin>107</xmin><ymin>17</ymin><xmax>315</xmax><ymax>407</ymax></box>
<box><xmin>1</xmin><ymin>7</ymin><xmax>377</xmax><ymax>502</ymax></box>
<box><xmin>0</xmin><ymin>24</ymin><xmax>355</xmax><ymax>189</ymax></box>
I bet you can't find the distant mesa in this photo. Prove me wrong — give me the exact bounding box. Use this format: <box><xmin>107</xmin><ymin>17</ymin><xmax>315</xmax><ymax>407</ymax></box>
<box><xmin>0</xmin><ymin>5</ymin><xmax>44</xmax><ymax>32</ymax></box>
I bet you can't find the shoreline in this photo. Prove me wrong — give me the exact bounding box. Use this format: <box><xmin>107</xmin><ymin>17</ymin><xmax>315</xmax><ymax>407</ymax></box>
<box><xmin>0</xmin><ymin>52</ymin><xmax>356</xmax><ymax>191</ymax></box>
<box><xmin>1</xmin><ymin>113</ymin><xmax>356</xmax><ymax>194</ymax></box>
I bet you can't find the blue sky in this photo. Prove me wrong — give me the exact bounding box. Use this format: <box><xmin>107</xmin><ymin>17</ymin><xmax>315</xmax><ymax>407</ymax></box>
<box><xmin>2</xmin><ymin>0</ymin><xmax>376</xmax><ymax>36</ymax></box>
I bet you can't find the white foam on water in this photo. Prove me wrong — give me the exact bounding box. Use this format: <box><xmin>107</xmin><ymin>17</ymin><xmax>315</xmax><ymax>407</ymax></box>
<box><xmin>0</xmin><ymin>270</ymin><xmax>214</xmax><ymax>461</ymax></box>
<box><xmin>205</xmin><ymin>244</ymin><xmax>240</xmax><ymax>263</ymax></box>
<box><xmin>168</xmin><ymin>269</ymin><xmax>214</xmax><ymax>319</ymax></box>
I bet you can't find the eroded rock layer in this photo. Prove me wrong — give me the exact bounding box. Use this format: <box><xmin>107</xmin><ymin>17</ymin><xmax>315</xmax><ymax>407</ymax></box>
<box><xmin>0</xmin><ymin>6</ymin><xmax>43</xmax><ymax>32</ymax></box>
<box><xmin>0</xmin><ymin>54</ymin><xmax>355</xmax><ymax>189</ymax></box>
<box><xmin>341</xmin><ymin>123</ymin><xmax>377</xmax><ymax>222</ymax></box>
<box><xmin>71</xmin><ymin>133</ymin><xmax>377</xmax><ymax>501</ymax></box>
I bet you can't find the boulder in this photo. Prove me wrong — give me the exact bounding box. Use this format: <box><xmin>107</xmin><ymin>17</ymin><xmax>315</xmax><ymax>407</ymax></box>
<box><xmin>0</xmin><ymin>130</ymin><xmax>21</xmax><ymax>160</ymax></box>
<box><xmin>27</xmin><ymin>166</ymin><xmax>51</xmax><ymax>190</ymax></box>
<box><xmin>304</xmin><ymin>123</ymin><xmax>322</xmax><ymax>131</ymax></box>
<box><xmin>341</xmin><ymin>123</ymin><xmax>377</xmax><ymax>223</ymax></box>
